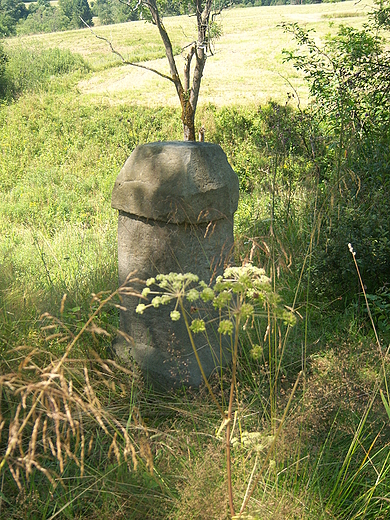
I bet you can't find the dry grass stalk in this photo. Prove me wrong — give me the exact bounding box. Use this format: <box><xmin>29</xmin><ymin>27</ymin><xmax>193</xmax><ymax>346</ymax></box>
<box><xmin>0</xmin><ymin>274</ymin><xmax>151</xmax><ymax>491</ymax></box>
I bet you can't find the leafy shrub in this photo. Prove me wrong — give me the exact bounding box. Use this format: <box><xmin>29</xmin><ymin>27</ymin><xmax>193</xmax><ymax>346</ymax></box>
<box><xmin>3</xmin><ymin>46</ymin><xmax>89</xmax><ymax>99</ymax></box>
<box><xmin>311</xmin><ymin>187</ymin><xmax>390</xmax><ymax>299</ymax></box>
<box><xmin>210</xmin><ymin>103</ymin><xmax>313</xmax><ymax>195</ymax></box>
<box><xmin>17</xmin><ymin>4</ymin><xmax>70</xmax><ymax>35</ymax></box>
<box><xmin>283</xmin><ymin>13</ymin><xmax>390</xmax><ymax>300</ymax></box>
<box><xmin>366</xmin><ymin>287</ymin><xmax>390</xmax><ymax>338</ymax></box>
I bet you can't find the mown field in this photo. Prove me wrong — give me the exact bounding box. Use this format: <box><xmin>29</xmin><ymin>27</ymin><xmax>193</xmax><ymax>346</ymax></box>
<box><xmin>7</xmin><ymin>1</ymin><xmax>372</xmax><ymax>106</ymax></box>
<box><xmin>1</xmin><ymin>1</ymin><xmax>390</xmax><ymax>519</ymax></box>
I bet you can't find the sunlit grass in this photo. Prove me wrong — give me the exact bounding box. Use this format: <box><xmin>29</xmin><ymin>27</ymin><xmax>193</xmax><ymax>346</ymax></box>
<box><xmin>7</xmin><ymin>1</ymin><xmax>373</xmax><ymax>108</ymax></box>
<box><xmin>2</xmin><ymin>2</ymin><xmax>390</xmax><ymax>517</ymax></box>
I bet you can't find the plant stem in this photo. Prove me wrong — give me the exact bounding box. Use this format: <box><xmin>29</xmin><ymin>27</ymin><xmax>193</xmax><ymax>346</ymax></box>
<box><xmin>179</xmin><ymin>299</ymin><xmax>224</xmax><ymax>416</ymax></box>
<box><xmin>226</xmin><ymin>312</ymin><xmax>241</xmax><ymax>517</ymax></box>
<box><xmin>239</xmin><ymin>371</ymin><xmax>301</xmax><ymax>515</ymax></box>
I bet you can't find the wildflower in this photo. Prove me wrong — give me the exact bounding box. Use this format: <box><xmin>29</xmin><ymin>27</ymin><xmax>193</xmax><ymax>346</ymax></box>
<box><xmin>213</xmin><ymin>291</ymin><xmax>231</xmax><ymax>309</ymax></box>
<box><xmin>201</xmin><ymin>287</ymin><xmax>215</xmax><ymax>302</ymax></box>
<box><xmin>239</xmin><ymin>303</ymin><xmax>254</xmax><ymax>320</ymax></box>
<box><xmin>170</xmin><ymin>310</ymin><xmax>181</xmax><ymax>321</ymax></box>
<box><xmin>152</xmin><ymin>296</ymin><xmax>162</xmax><ymax>308</ymax></box>
<box><xmin>141</xmin><ymin>287</ymin><xmax>151</xmax><ymax>297</ymax></box>
<box><xmin>136</xmin><ymin>304</ymin><xmax>146</xmax><ymax>314</ymax></box>
<box><xmin>186</xmin><ymin>288</ymin><xmax>200</xmax><ymax>302</ymax></box>
<box><xmin>190</xmin><ymin>319</ymin><xmax>206</xmax><ymax>333</ymax></box>
<box><xmin>218</xmin><ymin>320</ymin><xmax>234</xmax><ymax>335</ymax></box>
<box><xmin>184</xmin><ymin>273</ymin><xmax>199</xmax><ymax>283</ymax></box>
<box><xmin>250</xmin><ymin>344</ymin><xmax>263</xmax><ymax>360</ymax></box>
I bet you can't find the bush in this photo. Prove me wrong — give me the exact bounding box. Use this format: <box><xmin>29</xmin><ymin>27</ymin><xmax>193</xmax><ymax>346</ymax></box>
<box><xmin>210</xmin><ymin>103</ymin><xmax>312</xmax><ymax>195</ymax></box>
<box><xmin>282</xmin><ymin>14</ymin><xmax>390</xmax><ymax>300</ymax></box>
<box><xmin>311</xmin><ymin>186</ymin><xmax>390</xmax><ymax>299</ymax></box>
<box><xmin>17</xmin><ymin>4</ymin><xmax>70</xmax><ymax>35</ymax></box>
<box><xmin>3</xmin><ymin>46</ymin><xmax>89</xmax><ymax>99</ymax></box>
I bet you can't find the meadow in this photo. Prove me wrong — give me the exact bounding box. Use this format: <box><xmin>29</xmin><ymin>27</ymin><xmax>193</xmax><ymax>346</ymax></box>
<box><xmin>1</xmin><ymin>1</ymin><xmax>390</xmax><ymax>518</ymax></box>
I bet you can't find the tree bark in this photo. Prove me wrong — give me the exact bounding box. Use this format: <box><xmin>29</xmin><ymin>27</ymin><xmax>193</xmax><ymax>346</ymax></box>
<box><xmin>144</xmin><ymin>0</ymin><xmax>213</xmax><ymax>141</ymax></box>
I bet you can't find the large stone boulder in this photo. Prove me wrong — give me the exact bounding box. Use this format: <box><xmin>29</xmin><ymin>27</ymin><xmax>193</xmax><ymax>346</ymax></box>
<box><xmin>111</xmin><ymin>141</ymin><xmax>239</xmax><ymax>389</ymax></box>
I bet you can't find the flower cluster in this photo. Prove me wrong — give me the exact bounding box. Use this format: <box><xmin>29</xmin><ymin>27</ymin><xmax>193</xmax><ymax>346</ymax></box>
<box><xmin>135</xmin><ymin>263</ymin><xmax>296</xmax><ymax>335</ymax></box>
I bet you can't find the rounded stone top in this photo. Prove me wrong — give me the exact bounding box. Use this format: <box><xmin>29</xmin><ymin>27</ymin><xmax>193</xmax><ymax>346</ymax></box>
<box><xmin>111</xmin><ymin>141</ymin><xmax>239</xmax><ymax>223</ymax></box>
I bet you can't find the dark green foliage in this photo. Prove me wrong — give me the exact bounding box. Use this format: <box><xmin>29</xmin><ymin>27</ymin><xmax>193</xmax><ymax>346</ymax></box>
<box><xmin>208</xmin><ymin>102</ymin><xmax>316</xmax><ymax>243</ymax></box>
<box><xmin>17</xmin><ymin>0</ymin><xmax>90</xmax><ymax>35</ymax></box>
<box><xmin>92</xmin><ymin>0</ymin><xmax>196</xmax><ymax>26</ymax></box>
<box><xmin>309</xmin><ymin>188</ymin><xmax>390</xmax><ymax>299</ymax></box>
<box><xmin>373</xmin><ymin>0</ymin><xmax>390</xmax><ymax>30</ymax></box>
<box><xmin>18</xmin><ymin>2</ymin><xmax>70</xmax><ymax>35</ymax></box>
<box><xmin>0</xmin><ymin>0</ymin><xmax>28</xmax><ymax>36</ymax></box>
<box><xmin>92</xmin><ymin>0</ymin><xmax>142</xmax><ymax>24</ymax></box>
<box><xmin>366</xmin><ymin>287</ymin><xmax>390</xmax><ymax>338</ymax></box>
<box><xmin>59</xmin><ymin>0</ymin><xmax>93</xmax><ymax>28</ymax></box>
<box><xmin>282</xmin><ymin>14</ymin><xmax>390</xmax><ymax>300</ymax></box>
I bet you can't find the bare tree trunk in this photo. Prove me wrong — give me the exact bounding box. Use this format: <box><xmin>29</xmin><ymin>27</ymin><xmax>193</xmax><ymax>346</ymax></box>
<box><xmin>181</xmin><ymin>98</ymin><xmax>196</xmax><ymax>141</ymax></box>
<box><xmin>143</xmin><ymin>0</ymin><xmax>214</xmax><ymax>141</ymax></box>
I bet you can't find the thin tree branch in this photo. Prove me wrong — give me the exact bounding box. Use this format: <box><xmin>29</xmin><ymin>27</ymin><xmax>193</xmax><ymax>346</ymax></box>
<box><xmin>142</xmin><ymin>0</ymin><xmax>183</xmax><ymax>90</ymax></box>
<box><xmin>184</xmin><ymin>45</ymin><xmax>195</xmax><ymax>91</ymax></box>
<box><xmin>117</xmin><ymin>0</ymin><xmax>143</xmax><ymax>11</ymax></box>
<box><xmin>79</xmin><ymin>17</ymin><xmax>175</xmax><ymax>83</ymax></box>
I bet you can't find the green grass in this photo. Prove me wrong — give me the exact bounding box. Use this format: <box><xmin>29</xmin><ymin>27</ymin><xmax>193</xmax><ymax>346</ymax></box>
<box><xmin>1</xmin><ymin>1</ymin><xmax>390</xmax><ymax>518</ymax></box>
<box><xmin>6</xmin><ymin>1</ymin><xmax>374</xmax><ymax>107</ymax></box>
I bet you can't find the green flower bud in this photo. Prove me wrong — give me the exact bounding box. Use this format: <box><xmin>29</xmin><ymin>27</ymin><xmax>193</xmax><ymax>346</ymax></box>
<box><xmin>201</xmin><ymin>287</ymin><xmax>215</xmax><ymax>302</ymax></box>
<box><xmin>186</xmin><ymin>288</ymin><xmax>200</xmax><ymax>302</ymax></box>
<box><xmin>218</xmin><ymin>320</ymin><xmax>234</xmax><ymax>335</ymax></box>
<box><xmin>190</xmin><ymin>319</ymin><xmax>206</xmax><ymax>333</ymax></box>
<box><xmin>170</xmin><ymin>310</ymin><xmax>181</xmax><ymax>321</ymax></box>
<box><xmin>136</xmin><ymin>303</ymin><xmax>146</xmax><ymax>314</ymax></box>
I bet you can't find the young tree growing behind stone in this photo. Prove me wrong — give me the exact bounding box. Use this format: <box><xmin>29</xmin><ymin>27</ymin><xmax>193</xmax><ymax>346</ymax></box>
<box><xmin>147</xmin><ymin>0</ymin><xmax>215</xmax><ymax>140</ymax></box>
<box><xmin>92</xmin><ymin>0</ymin><xmax>222</xmax><ymax>141</ymax></box>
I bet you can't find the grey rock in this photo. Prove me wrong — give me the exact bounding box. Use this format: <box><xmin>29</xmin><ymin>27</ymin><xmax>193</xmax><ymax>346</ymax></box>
<box><xmin>112</xmin><ymin>141</ymin><xmax>239</xmax><ymax>223</ymax></box>
<box><xmin>111</xmin><ymin>141</ymin><xmax>239</xmax><ymax>390</ymax></box>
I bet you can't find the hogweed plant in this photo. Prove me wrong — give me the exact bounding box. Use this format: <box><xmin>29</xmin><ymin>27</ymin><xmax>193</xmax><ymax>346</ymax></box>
<box><xmin>136</xmin><ymin>263</ymin><xmax>299</xmax><ymax>517</ymax></box>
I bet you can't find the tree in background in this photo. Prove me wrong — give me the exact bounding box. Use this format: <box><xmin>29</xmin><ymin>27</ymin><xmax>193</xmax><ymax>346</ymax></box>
<box><xmin>19</xmin><ymin>0</ymin><xmax>69</xmax><ymax>35</ymax></box>
<box><xmin>0</xmin><ymin>0</ymin><xmax>28</xmax><ymax>36</ymax></box>
<box><xmin>94</xmin><ymin>0</ymin><xmax>222</xmax><ymax>140</ymax></box>
<box><xmin>59</xmin><ymin>0</ymin><xmax>93</xmax><ymax>28</ymax></box>
<box><xmin>92</xmin><ymin>0</ymin><xmax>140</xmax><ymax>25</ymax></box>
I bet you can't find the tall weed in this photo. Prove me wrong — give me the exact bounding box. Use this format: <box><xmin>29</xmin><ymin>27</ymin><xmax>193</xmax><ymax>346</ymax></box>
<box><xmin>0</xmin><ymin>276</ymin><xmax>162</xmax><ymax>519</ymax></box>
<box><xmin>2</xmin><ymin>45</ymin><xmax>89</xmax><ymax>99</ymax></box>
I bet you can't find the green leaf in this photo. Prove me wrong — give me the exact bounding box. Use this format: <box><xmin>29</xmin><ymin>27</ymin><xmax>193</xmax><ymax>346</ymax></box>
<box><xmin>380</xmin><ymin>390</ymin><xmax>390</xmax><ymax>421</ymax></box>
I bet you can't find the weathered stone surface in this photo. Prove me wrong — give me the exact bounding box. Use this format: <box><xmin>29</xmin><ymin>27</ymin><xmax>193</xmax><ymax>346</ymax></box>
<box><xmin>112</xmin><ymin>141</ymin><xmax>239</xmax><ymax>223</ymax></box>
<box><xmin>111</xmin><ymin>141</ymin><xmax>239</xmax><ymax>390</ymax></box>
